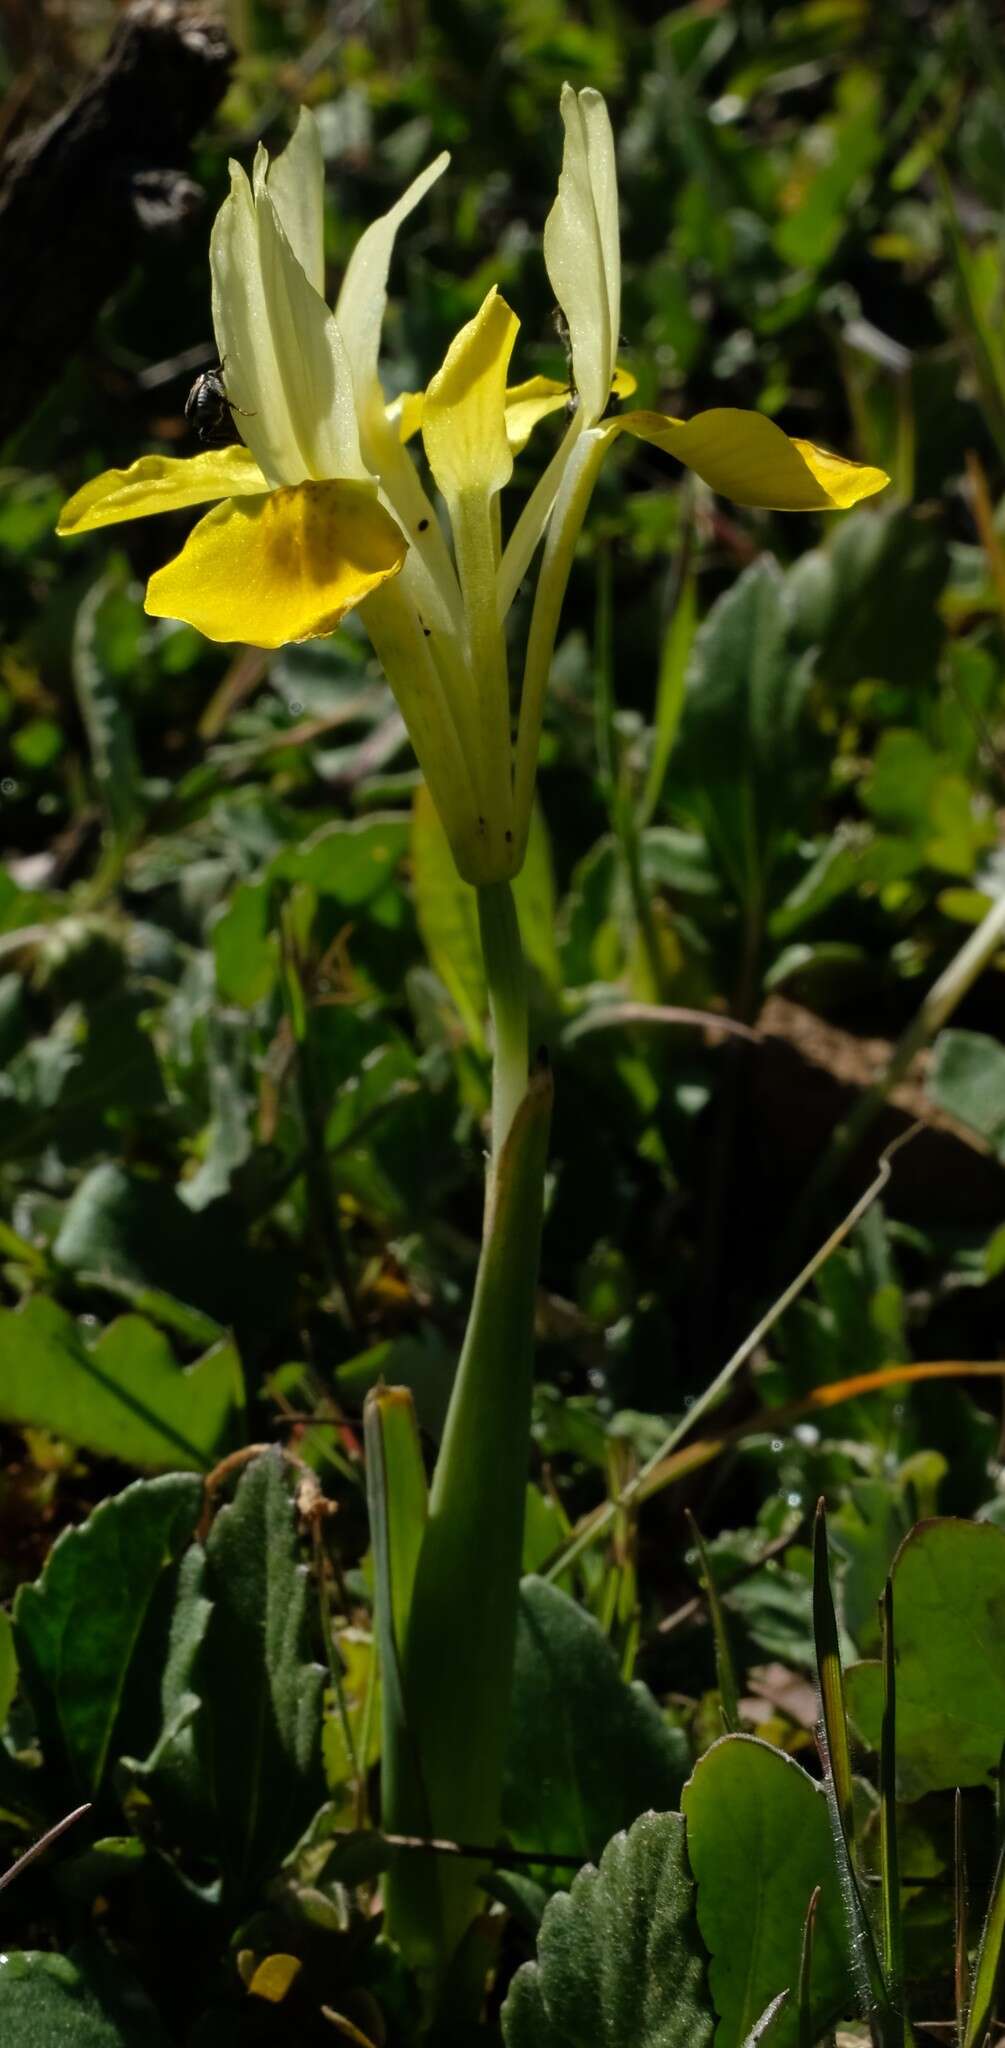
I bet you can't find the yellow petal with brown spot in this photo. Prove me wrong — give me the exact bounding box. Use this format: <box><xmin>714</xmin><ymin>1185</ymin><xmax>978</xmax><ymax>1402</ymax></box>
<box><xmin>145</xmin><ymin>480</ymin><xmax>407</xmax><ymax>647</ymax></box>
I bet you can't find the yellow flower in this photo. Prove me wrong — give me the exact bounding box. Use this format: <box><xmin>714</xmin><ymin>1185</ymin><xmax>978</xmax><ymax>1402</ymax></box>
<box><xmin>58</xmin><ymin>113</ymin><xmax>417</xmax><ymax>647</ymax></box>
<box><xmin>58</xmin><ymin>92</ymin><xmax>889</xmax><ymax>892</ymax></box>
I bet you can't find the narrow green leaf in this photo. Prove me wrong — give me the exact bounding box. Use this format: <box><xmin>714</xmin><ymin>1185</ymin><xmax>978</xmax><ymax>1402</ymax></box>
<box><xmin>879</xmin><ymin>1580</ymin><xmax>905</xmax><ymax>2013</ymax></box>
<box><xmin>963</xmin><ymin>1832</ymin><xmax>1005</xmax><ymax>2048</ymax></box>
<box><xmin>641</xmin><ymin>568</ymin><xmax>696</xmax><ymax>824</ymax></box>
<box><xmin>0</xmin><ymin>1610</ymin><xmax>17</xmax><ymax>1729</ymax></box>
<box><xmin>743</xmin><ymin>1990</ymin><xmax>791</xmax><ymax>2046</ymax></box>
<box><xmin>501</xmin><ymin>1810</ymin><xmax>714</xmax><ymax>2048</ymax></box>
<box><xmin>365</xmin><ymin>1386</ymin><xmax>430</xmax><ymax>1837</ymax></box>
<box><xmin>686</xmin><ymin>1510</ymin><xmax>740</xmax><ymax>1733</ymax></box>
<box><xmin>812</xmin><ymin>1502</ymin><xmax>895</xmax><ymax>2039</ymax></box>
<box><xmin>797</xmin><ymin>1888</ymin><xmax>820</xmax><ymax>2048</ymax></box>
<box><xmin>13</xmin><ymin>1474</ymin><xmax>203</xmax><ymax>1799</ymax></box>
<box><xmin>812</xmin><ymin>1501</ymin><xmax>855</xmax><ymax>1847</ymax></box>
<box><xmin>0</xmin><ymin>1297</ymin><xmax>242</xmax><ymax>1472</ymax></box>
<box><xmin>955</xmin><ymin>1790</ymin><xmax>969</xmax><ymax>2048</ymax></box>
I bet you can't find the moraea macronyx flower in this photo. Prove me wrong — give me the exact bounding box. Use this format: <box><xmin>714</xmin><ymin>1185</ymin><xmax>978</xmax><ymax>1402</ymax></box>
<box><xmin>59</xmin><ymin>94</ymin><xmax>888</xmax><ymax>890</ymax></box>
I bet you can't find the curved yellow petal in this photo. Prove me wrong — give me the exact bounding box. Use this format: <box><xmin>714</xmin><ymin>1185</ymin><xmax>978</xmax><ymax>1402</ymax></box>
<box><xmin>56</xmin><ymin>447</ymin><xmax>267</xmax><ymax>535</ymax></box>
<box><xmin>617</xmin><ymin>407</ymin><xmax>889</xmax><ymax>511</ymax></box>
<box><xmin>144</xmin><ymin>481</ymin><xmax>407</xmax><ymax>647</ymax></box>
<box><xmin>504</xmin><ymin>363</ymin><xmax>637</xmax><ymax>453</ymax></box>
<box><xmin>387</xmin><ymin>389</ymin><xmax>426</xmax><ymax>444</ymax></box>
<box><xmin>504</xmin><ymin>376</ymin><xmax>567</xmax><ymax>453</ymax></box>
<box><xmin>422</xmin><ymin>287</ymin><xmax>519</xmax><ymax>502</ymax></box>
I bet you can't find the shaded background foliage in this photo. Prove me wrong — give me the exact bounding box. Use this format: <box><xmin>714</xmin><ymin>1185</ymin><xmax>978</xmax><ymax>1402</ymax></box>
<box><xmin>2</xmin><ymin>0</ymin><xmax>1005</xmax><ymax>2041</ymax></box>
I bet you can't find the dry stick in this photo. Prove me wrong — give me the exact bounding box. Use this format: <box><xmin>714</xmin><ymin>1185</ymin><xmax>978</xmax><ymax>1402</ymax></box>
<box><xmin>0</xmin><ymin>1803</ymin><xmax>92</xmax><ymax>1894</ymax></box>
<box><xmin>543</xmin><ymin>1123</ymin><xmax>923</xmax><ymax>1584</ymax></box>
<box><xmin>792</xmin><ymin>885</ymin><xmax>1005</xmax><ymax>1245</ymax></box>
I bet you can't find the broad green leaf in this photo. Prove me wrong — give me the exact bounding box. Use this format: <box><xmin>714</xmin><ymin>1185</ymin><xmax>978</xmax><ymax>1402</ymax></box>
<box><xmin>198</xmin><ymin>1449</ymin><xmax>325</xmax><ymax>1899</ymax></box>
<box><xmin>846</xmin><ymin>1518</ymin><xmax>1005</xmax><ymax>1799</ymax></box>
<box><xmin>0</xmin><ymin>1297</ymin><xmax>243</xmax><ymax>1470</ymax></box>
<box><xmin>670</xmin><ymin>557</ymin><xmax>815</xmax><ymax>912</ymax></box>
<box><xmin>0</xmin><ymin>1946</ymin><xmax>172</xmax><ymax>2047</ymax></box>
<box><xmin>928</xmin><ymin>1029</ymin><xmax>1005</xmax><ymax>1157</ymax></box>
<box><xmin>211</xmin><ymin>880</ymin><xmax>276</xmax><ymax>1007</ymax></box>
<box><xmin>682</xmin><ymin>1736</ymin><xmax>850</xmax><ymax>2048</ymax></box>
<box><xmin>501</xmin><ymin>1810</ymin><xmax>714</xmax><ymax>2048</ymax></box>
<box><xmin>503</xmin><ymin>1577</ymin><xmax>688</xmax><ymax>1864</ymax></box>
<box><xmin>53</xmin><ymin>1161</ymin><xmax>295</xmax><ymax>1336</ymax></box>
<box><xmin>271</xmin><ymin>812</ymin><xmax>409</xmax><ymax>905</ymax></box>
<box><xmin>14</xmin><ymin>1474</ymin><xmax>202</xmax><ymax>1799</ymax></box>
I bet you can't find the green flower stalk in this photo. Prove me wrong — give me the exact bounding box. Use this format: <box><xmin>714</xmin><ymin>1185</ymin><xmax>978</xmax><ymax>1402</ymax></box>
<box><xmin>56</xmin><ymin>84</ymin><xmax>889</xmax><ymax>1996</ymax></box>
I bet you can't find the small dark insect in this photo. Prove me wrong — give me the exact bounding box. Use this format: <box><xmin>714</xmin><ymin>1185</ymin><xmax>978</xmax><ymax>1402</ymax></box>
<box><xmin>185</xmin><ymin>364</ymin><xmax>244</xmax><ymax>447</ymax></box>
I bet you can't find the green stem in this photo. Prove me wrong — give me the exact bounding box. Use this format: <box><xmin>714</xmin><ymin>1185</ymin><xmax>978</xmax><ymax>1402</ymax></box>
<box><xmin>477</xmin><ymin>882</ymin><xmax>529</xmax><ymax>1166</ymax></box>
<box><xmin>384</xmin><ymin>893</ymin><xmax>549</xmax><ymax>1988</ymax></box>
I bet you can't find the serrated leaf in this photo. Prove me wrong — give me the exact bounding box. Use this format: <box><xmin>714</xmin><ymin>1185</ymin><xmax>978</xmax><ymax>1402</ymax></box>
<box><xmin>13</xmin><ymin>1474</ymin><xmax>203</xmax><ymax>1799</ymax></box>
<box><xmin>0</xmin><ymin>1945</ymin><xmax>172</xmax><ymax>2046</ymax></box>
<box><xmin>197</xmin><ymin>1449</ymin><xmax>325</xmax><ymax>1899</ymax></box>
<box><xmin>502</xmin><ymin>1810</ymin><xmax>714</xmax><ymax>2048</ymax></box>
<box><xmin>503</xmin><ymin>1578</ymin><xmax>688</xmax><ymax>1865</ymax></box>
<box><xmin>0</xmin><ymin>1297</ymin><xmax>243</xmax><ymax>1470</ymax></box>
<box><xmin>682</xmin><ymin>1735</ymin><xmax>850</xmax><ymax>2048</ymax></box>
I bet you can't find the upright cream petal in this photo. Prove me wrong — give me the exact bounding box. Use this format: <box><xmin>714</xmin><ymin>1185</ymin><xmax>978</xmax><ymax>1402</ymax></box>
<box><xmin>421</xmin><ymin>288</ymin><xmax>519</xmax><ymax>504</ymax></box>
<box><xmin>544</xmin><ymin>84</ymin><xmax>620</xmax><ymax>427</ymax></box>
<box><xmin>211</xmin><ymin>162</ymin><xmax>306</xmax><ymax>488</ymax></box>
<box><xmin>57</xmin><ymin>447</ymin><xmax>267</xmax><ymax>534</ymax></box>
<box><xmin>265</xmin><ymin>107</ymin><xmax>326</xmax><ymax>295</ymax></box>
<box><xmin>336</xmin><ymin>153</ymin><xmax>450</xmax><ymax>427</ymax></box>
<box><xmin>145</xmin><ymin>480</ymin><xmax>407</xmax><ymax>646</ymax></box>
<box><xmin>256</xmin><ymin>190</ymin><xmax>367</xmax><ymax>482</ymax></box>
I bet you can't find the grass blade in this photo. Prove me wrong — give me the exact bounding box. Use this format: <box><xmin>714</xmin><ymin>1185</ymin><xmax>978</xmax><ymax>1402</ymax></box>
<box><xmin>686</xmin><ymin>1508</ymin><xmax>740</xmax><ymax>1732</ymax></box>
<box><xmin>955</xmin><ymin>1789</ymin><xmax>969</xmax><ymax>2048</ymax></box>
<box><xmin>879</xmin><ymin>1578</ymin><xmax>913</xmax><ymax>2043</ymax></box>
<box><xmin>741</xmin><ymin>1987</ymin><xmax>790</xmax><ymax>2046</ymax></box>
<box><xmin>813</xmin><ymin>1501</ymin><xmax>897</xmax><ymax>2041</ymax></box>
<box><xmin>963</xmin><ymin>1831</ymin><xmax>1005</xmax><ymax>2048</ymax></box>
<box><xmin>813</xmin><ymin>1500</ymin><xmax>855</xmax><ymax>1847</ymax></box>
<box><xmin>797</xmin><ymin>1886</ymin><xmax>820</xmax><ymax>2048</ymax></box>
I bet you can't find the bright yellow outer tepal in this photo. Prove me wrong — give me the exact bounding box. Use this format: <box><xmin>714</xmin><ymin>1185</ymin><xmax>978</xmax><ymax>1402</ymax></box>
<box><xmin>56</xmin><ymin>447</ymin><xmax>268</xmax><ymax>534</ymax></box>
<box><xmin>421</xmin><ymin>287</ymin><xmax>519</xmax><ymax>502</ymax></box>
<box><xmin>616</xmin><ymin>407</ymin><xmax>889</xmax><ymax>511</ymax></box>
<box><xmin>144</xmin><ymin>480</ymin><xmax>407</xmax><ymax>647</ymax></box>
